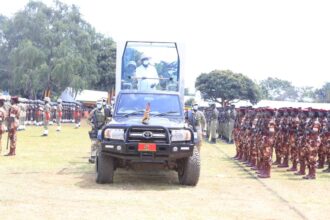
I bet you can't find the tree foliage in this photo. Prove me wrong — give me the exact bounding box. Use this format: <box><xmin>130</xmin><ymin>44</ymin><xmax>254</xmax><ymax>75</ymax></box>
<box><xmin>315</xmin><ymin>82</ymin><xmax>330</xmax><ymax>103</ymax></box>
<box><xmin>259</xmin><ymin>77</ymin><xmax>298</xmax><ymax>101</ymax></box>
<box><xmin>195</xmin><ymin>70</ymin><xmax>261</xmax><ymax>106</ymax></box>
<box><xmin>0</xmin><ymin>0</ymin><xmax>116</xmax><ymax>99</ymax></box>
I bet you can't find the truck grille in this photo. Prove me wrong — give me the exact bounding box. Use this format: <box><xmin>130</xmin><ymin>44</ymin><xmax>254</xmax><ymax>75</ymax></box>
<box><xmin>127</xmin><ymin>127</ymin><xmax>168</xmax><ymax>143</ymax></box>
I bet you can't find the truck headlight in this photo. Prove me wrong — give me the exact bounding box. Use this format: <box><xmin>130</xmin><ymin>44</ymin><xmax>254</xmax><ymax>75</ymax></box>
<box><xmin>171</xmin><ymin>129</ymin><xmax>192</xmax><ymax>142</ymax></box>
<box><xmin>104</xmin><ymin>128</ymin><xmax>124</xmax><ymax>140</ymax></box>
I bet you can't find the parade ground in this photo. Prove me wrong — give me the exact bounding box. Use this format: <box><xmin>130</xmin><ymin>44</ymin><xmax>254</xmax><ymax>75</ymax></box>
<box><xmin>0</xmin><ymin>121</ymin><xmax>329</xmax><ymax>220</ymax></box>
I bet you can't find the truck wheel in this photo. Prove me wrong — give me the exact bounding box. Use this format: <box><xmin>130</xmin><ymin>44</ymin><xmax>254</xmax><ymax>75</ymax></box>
<box><xmin>178</xmin><ymin>146</ymin><xmax>200</xmax><ymax>186</ymax></box>
<box><xmin>96</xmin><ymin>152</ymin><xmax>114</xmax><ymax>184</ymax></box>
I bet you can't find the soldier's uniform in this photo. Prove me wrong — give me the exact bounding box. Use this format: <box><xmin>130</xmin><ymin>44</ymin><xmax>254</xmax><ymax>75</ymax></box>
<box><xmin>303</xmin><ymin>110</ymin><xmax>321</xmax><ymax>179</ymax></box>
<box><xmin>209</xmin><ymin>104</ymin><xmax>219</xmax><ymax>143</ymax></box>
<box><xmin>74</xmin><ymin>103</ymin><xmax>81</xmax><ymax>128</ymax></box>
<box><xmin>186</xmin><ymin>103</ymin><xmax>206</xmax><ymax>151</ymax></box>
<box><xmin>287</xmin><ymin>108</ymin><xmax>300</xmax><ymax>172</ymax></box>
<box><xmin>258</xmin><ymin>108</ymin><xmax>276</xmax><ymax>178</ymax></box>
<box><xmin>0</xmin><ymin>96</ymin><xmax>7</xmax><ymax>154</ymax></box>
<box><xmin>322</xmin><ymin>110</ymin><xmax>330</xmax><ymax>172</ymax></box>
<box><xmin>56</xmin><ymin>99</ymin><xmax>63</xmax><ymax>131</ymax></box>
<box><xmin>42</xmin><ymin>97</ymin><xmax>51</xmax><ymax>136</ymax></box>
<box><xmin>5</xmin><ymin>96</ymin><xmax>21</xmax><ymax>156</ymax></box>
<box><xmin>88</xmin><ymin>101</ymin><xmax>108</xmax><ymax>163</ymax></box>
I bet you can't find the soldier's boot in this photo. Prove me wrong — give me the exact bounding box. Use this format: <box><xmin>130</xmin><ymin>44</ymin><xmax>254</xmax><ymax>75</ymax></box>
<box><xmin>233</xmin><ymin>152</ymin><xmax>239</xmax><ymax>159</ymax></box>
<box><xmin>42</xmin><ymin>130</ymin><xmax>48</xmax><ymax>136</ymax></box>
<box><xmin>248</xmin><ymin>159</ymin><xmax>257</xmax><ymax>168</ymax></box>
<box><xmin>234</xmin><ymin>152</ymin><xmax>242</xmax><ymax>160</ymax></box>
<box><xmin>278</xmin><ymin>157</ymin><xmax>289</xmax><ymax>168</ymax></box>
<box><xmin>294</xmin><ymin>161</ymin><xmax>306</xmax><ymax>175</ymax></box>
<box><xmin>303</xmin><ymin>167</ymin><xmax>316</xmax><ymax>179</ymax></box>
<box><xmin>56</xmin><ymin>126</ymin><xmax>61</xmax><ymax>132</ymax></box>
<box><xmin>273</xmin><ymin>155</ymin><xmax>281</xmax><ymax>165</ymax></box>
<box><xmin>322</xmin><ymin>163</ymin><xmax>330</xmax><ymax>173</ymax></box>
<box><xmin>88</xmin><ymin>156</ymin><xmax>95</xmax><ymax>164</ymax></box>
<box><xmin>5</xmin><ymin>147</ymin><xmax>15</xmax><ymax>156</ymax></box>
<box><xmin>258</xmin><ymin>165</ymin><xmax>271</xmax><ymax>178</ymax></box>
<box><xmin>287</xmin><ymin>161</ymin><xmax>298</xmax><ymax>171</ymax></box>
<box><xmin>317</xmin><ymin>156</ymin><xmax>324</xmax><ymax>169</ymax></box>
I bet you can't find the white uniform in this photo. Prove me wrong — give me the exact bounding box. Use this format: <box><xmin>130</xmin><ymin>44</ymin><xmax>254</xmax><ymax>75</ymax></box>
<box><xmin>135</xmin><ymin>65</ymin><xmax>159</xmax><ymax>91</ymax></box>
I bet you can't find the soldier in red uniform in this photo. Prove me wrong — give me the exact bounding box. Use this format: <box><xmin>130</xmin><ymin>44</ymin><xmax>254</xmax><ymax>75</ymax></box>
<box><xmin>323</xmin><ymin>110</ymin><xmax>330</xmax><ymax>172</ymax></box>
<box><xmin>0</xmin><ymin>96</ymin><xmax>7</xmax><ymax>154</ymax></box>
<box><xmin>5</xmin><ymin>96</ymin><xmax>21</xmax><ymax>156</ymax></box>
<box><xmin>258</xmin><ymin>108</ymin><xmax>276</xmax><ymax>178</ymax></box>
<box><xmin>74</xmin><ymin>102</ymin><xmax>81</xmax><ymax>128</ymax></box>
<box><xmin>303</xmin><ymin>110</ymin><xmax>321</xmax><ymax>179</ymax></box>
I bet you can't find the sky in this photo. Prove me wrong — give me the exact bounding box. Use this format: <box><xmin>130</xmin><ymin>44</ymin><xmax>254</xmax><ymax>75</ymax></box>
<box><xmin>1</xmin><ymin>0</ymin><xmax>330</xmax><ymax>91</ymax></box>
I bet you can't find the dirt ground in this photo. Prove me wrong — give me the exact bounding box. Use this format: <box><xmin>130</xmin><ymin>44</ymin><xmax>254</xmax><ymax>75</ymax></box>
<box><xmin>0</xmin><ymin>122</ymin><xmax>329</xmax><ymax>220</ymax></box>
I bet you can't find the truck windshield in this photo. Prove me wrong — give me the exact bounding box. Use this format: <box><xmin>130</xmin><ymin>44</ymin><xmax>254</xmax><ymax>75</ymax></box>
<box><xmin>121</xmin><ymin>41</ymin><xmax>179</xmax><ymax>92</ymax></box>
<box><xmin>116</xmin><ymin>93</ymin><xmax>182</xmax><ymax>117</ymax></box>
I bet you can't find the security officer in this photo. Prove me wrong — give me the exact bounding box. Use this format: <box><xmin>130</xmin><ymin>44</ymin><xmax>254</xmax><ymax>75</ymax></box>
<box><xmin>42</xmin><ymin>97</ymin><xmax>51</xmax><ymax>136</ymax></box>
<box><xmin>87</xmin><ymin>100</ymin><xmax>108</xmax><ymax>163</ymax></box>
<box><xmin>209</xmin><ymin>102</ymin><xmax>219</xmax><ymax>143</ymax></box>
<box><xmin>186</xmin><ymin>102</ymin><xmax>206</xmax><ymax>151</ymax></box>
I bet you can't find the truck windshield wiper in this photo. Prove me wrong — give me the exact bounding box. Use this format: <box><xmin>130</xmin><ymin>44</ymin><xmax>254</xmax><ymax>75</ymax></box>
<box><xmin>122</xmin><ymin>110</ymin><xmax>145</xmax><ymax>117</ymax></box>
<box><xmin>153</xmin><ymin>111</ymin><xmax>179</xmax><ymax>116</ymax></box>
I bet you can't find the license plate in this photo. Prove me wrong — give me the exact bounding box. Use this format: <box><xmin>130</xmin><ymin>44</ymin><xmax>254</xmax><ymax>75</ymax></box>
<box><xmin>138</xmin><ymin>143</ymin><xmax>156</xmax><ymax>152</ymax></box>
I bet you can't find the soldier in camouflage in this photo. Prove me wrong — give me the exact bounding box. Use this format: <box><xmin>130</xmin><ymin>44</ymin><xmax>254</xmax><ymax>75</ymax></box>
<box><xmin>0</xmin><ymin>96</ymin><xmax>7</xmax><ymax>154</ymax></box>
<box><xmin>5</xmin><ymin>96</ymin><xmax>21</xmax><ymax>156</ymax></box>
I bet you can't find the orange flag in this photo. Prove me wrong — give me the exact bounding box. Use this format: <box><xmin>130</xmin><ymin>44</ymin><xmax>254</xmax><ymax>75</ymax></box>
<box><xmin>142</xmin><ymin>102</ymin><xmax>150</xmax><ymax>124</ymax></box>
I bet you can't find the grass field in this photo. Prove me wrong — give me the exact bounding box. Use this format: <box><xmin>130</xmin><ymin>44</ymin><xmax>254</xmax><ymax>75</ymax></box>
<box><xmin>0</xmin><ymin>120</ymin><xmax>329</xmax><ymax>220</ymax></box>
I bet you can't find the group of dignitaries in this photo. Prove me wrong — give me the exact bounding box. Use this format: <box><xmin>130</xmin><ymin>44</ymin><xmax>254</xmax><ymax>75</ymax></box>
<box><xmin>232</xmin><ymin>106</ymin><xmax>330</xmax><ymax>179</ymax></box>
<box><xmin>0</xmin><ymin>95</ymin><xmax>84</xmax><ymax>156</ymax></box>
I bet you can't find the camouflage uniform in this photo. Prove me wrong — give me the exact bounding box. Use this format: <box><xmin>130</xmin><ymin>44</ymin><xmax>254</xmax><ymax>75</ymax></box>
<box><xmin>258</xmin><ymin>108</ymin><xmax>276</xmax><ymax>178</ymax></box>
<box><xmin>303</xmin><ymin>111</ymin><xmax>321</xmax><ymax>179</ymax></box>
<box><xmin>88</xmin><ymin>103</ymin><xmax>108</xmax><ymax>163</ymax></box>
<box><xmin>5</xmin><ymin>96</ymin><xmax>21</xmax><ymax>156</ymax></box>
<box><xmin>0</xmin><ymin>97</ymin><xmax>7</xmax><ymax>154</ymax></box>
<box><xmin>186</xmin><ymin>104</ymin><xmax>206</xmax><ymax>151</ymax></box>
<box><xmin>322</xmin><ymin>111</ymin><xmax>330</xmax><ymax>172</ymax></box>
<box><xmin>209</xmin><ymin>104</ymin><xmax>219</xmax><ymax>143</ymax></box>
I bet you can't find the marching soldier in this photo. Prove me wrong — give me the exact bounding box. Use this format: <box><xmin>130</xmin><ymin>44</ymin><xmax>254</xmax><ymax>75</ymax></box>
<box><xmin>56</xmin><ymin>99</ymin><xmax>63</xmax><ymax>131</ymax></box>
<box><xmin>74</xmin><ymin>102</ymin><xmax>81</xmax><ymax>128</ymax></box>
<box><xmin>5</xmin><ymin>96</ymin><xmax>21</xmax><ymax>156</ymax></box>
<box><xmin>0</xmin><ymin>96</ymin><xmax>7</xmax><ymax>154</ymax></box>
<box><xmin>209</xmin><ymin>103</ymin><xmax>219</xmax><ymax>143</ymax></box>
<box><xmin>42</xmin><ymin>97</ymin><xmax>51</xmax><ymax>136</ymax></box>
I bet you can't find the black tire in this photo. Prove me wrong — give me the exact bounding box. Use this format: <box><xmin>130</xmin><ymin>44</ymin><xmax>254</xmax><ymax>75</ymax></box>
<box><xmin>178</xmin><ymin>146</ymin><xmax>200</xmax><ymax>186</ymax></box>
<box><xmin>96</xmin><ymin>152</ymin><xmax>115</xmax><ymax>184</ymax></box>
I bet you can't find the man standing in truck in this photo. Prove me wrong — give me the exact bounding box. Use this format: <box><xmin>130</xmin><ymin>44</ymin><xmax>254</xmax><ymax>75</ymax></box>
<box><xmin>135</xmin><ymin>55</ymin><xmax>159</xmax><ymax>91</ymax></box>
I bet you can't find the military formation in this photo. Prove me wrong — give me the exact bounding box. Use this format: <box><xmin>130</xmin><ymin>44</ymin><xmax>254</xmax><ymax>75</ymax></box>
<box><xmin>0</xmin><ymin>95</ymin><xmax>85</xmax><ymax>156</ymax></box>
<box><xmin>232</xmin><ymin>107</ymin><xmax>330</xmax><ymax>179</ymax></box>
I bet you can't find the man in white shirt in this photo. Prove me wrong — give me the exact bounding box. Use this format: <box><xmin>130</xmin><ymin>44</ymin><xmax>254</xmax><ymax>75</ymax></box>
<box><xmin>135</xmin><ymin>55</ymin><xmax>159</xmax><ymax>91</ymax></box>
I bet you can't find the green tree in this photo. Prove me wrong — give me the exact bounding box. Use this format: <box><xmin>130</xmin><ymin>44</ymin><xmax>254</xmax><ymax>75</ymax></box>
<box><xmin>0</xmin><ymin>0</ymin><xmax>116</xmax><ymax>99</ymax></box>
<box><xmin>315</xmin><ymin>82</ymin><xmax>330</xmax><ymax>103</ymax></box>
<box><xmin>185</xmin><ymin>97</ymin><xmax>195</xmax><ymax>107</ymax></box>
<box><xmin>259</xmin><ymin>77</ymin><xmax>298</xmax><ymax>101</ymax></box>
<box><xmin>195</xmin><ymin>70</ymin><xmax>261</xmax><ymax>106</ymax></box>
